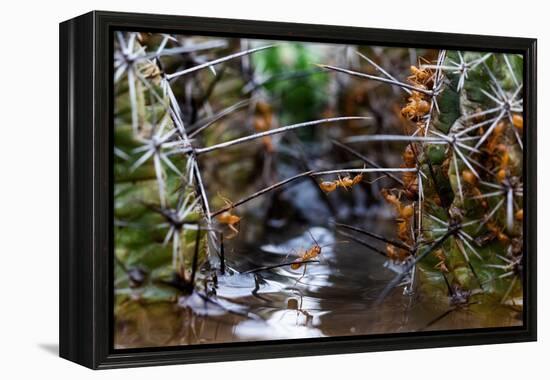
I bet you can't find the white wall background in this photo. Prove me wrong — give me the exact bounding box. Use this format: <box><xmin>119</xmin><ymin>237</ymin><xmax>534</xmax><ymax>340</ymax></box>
<box><xmin>0</xmin><ymin>0</ymin><xmax>546</xmax><ymax>378</ymax></box>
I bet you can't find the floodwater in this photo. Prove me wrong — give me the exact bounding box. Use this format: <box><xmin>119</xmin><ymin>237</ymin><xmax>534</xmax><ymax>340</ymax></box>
<box><xmin>114</xmin><ymin>223</ymin><xmax>521</xmax><ymax>349</ymax></box>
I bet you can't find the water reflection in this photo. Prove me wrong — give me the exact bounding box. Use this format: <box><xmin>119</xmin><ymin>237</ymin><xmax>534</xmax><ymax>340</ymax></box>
<box><xmin>115</xmin><ymin>223</ymin><xmax>521</xmax><ymax>349</ymax></box>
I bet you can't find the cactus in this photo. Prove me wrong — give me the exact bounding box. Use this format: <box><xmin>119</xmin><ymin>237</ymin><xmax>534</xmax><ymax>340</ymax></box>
<box><xmin>114</xmin><ymin>33</ymin><xmax>212</xmax><ymax>304</ymax></box>
<box><xmin>113</xmin><ymin>31</ymin><xmax>523</xmax><ymax>343</ymax></box>
<box><xmin>325</xmin><ymin>51</ymin><xmax>524</xmax><ymax>311</ymax></box>
<box><xmin>413</xmin><ymin>51</ymin><xmax>524</xmax><ymax>309</ymax></box>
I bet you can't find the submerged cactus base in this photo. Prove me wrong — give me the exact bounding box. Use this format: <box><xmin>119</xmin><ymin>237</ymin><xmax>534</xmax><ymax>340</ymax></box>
<box><xmin>113</xmin><ymin>32</ymin><xmax>524</xmax><ymax>348</ymax></box>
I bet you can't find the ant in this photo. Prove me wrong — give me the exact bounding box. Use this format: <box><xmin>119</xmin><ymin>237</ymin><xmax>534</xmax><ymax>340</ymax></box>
<box><xmin>491</xmin><ymin>143</ymin><xmax>511</xmax><ymax>182</ymax></box>
<box><xmin>216</xmin><ymin>194</ymin><xmax>241</xmax><ymax>239</ymax></box>
<box><xmin>512</xmin><ymin>114</ymin><xmax>523</xmax><ymax>132</ymax></box>
<box><xmin>486</xmin><ymin>121</ymin><xmax>506</xmax><ymax>153</ymax></box>
<box><xmin>318</xmin><ymin>172</ymin><xmax>363</xmax><ymax>193</ymax></box>
<box><xmin>485</xmin><ymin>222</ymin><xmax>510</xmax><ymax>244</ymax></box>
<box><xmin>408</xmin><ymin>65</ymin><xmax>432</xmax><ymax>85</ymax></box>
<box><xmin>462</xmin><ymin>169</ymin><xmax>477</xmax><ymax>186</ymax></box>
<box><xmin>433</xmin><ymin>249</ymin><xmax>449</xmax><ymax>273</ymax></box>
<box><xmin>381</xmin><ymin>188</ymin><xmax>414</xmax><ymax>245</ymax></box>
<box><xmin>318</xmin><ymin>180</ymin><xmax>338</xmax><ymax>193</ymax></box>
<box><xmin>386</xmin><ymin>244</ymin><xmax>411</xmax><ymax>262</ymax></box>
<box><xmin>289</xmin><ymin>230</ymin><xmax>323</xmax><ymax>271</ymax></box>
<box><xmin>401</xmin><ymin>144</ymin><xmax>419</xmax><ymax>198</ymax></box>
<box><xmin>287</xmin><ymin>230</ymin><xmax>345</xmax><ymax>285</ymax></box>
<box><xmin>461</xmin><ymin>169</ymin><xmax>491</xmax><ymax>209</ymax></box>
<box><xmin>483</xmin><ymin>122</ymin><xmax>516</xmax><ymax>183</ymax></box>
<box><xmin>253</xmin><ymin>100</ymin><xmax>275</xmax><ymax>152</ymax></box>
<box><xmin>401</xmin><ymin>63</ymin><xmax>433</xmax><ymax>121</ymax></box>
<box><xmin>401</xmin><ymin>91</ymin><xmax>430</xmax><ymax>120</ymax></box>
<box><xmin>339</xmin><ymin>173</ymin><xmax>364</xmax><ymax>190</ymax></box>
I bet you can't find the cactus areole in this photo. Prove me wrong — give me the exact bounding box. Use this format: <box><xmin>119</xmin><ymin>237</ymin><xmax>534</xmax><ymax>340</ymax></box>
<box><xmin>60</xmin><ymin>11</ymin><xmax>536</xmax><ymax>369</ymax></box>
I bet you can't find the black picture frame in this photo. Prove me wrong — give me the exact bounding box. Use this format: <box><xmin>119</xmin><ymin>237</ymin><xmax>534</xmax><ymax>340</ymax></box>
<box><xmin>59</xmin><ymin>10</ymin><xmax>537</xmax><ymax>369</ymax></box>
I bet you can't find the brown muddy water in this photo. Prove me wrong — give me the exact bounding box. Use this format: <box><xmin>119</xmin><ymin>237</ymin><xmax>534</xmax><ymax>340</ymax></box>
<box><xmin>114</xmin><ymin>222</ymin><xmax>521</xmax><ymax>349</ymax></box>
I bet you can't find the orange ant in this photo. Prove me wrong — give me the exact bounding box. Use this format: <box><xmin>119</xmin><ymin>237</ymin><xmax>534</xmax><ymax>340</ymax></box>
<box><xmin>433</xmin><ymin>249</ymin><xmax>449</xmax><ymax>273</ymax></box>
<box><xmin>408</xmin><ymin>65</ymin><xmax>432</xmax><ymax>85</ymax></box>
<box><xmin>462</xmin><ymin>169</ymin><xmax>477</xmax><ymax>186</ymax></box>
<box><xmin>318</xmin><ymin>172</ymin><xmax>363</xmax><ymax>193</ymax></box>
<box><xmin>401</xmin><ymin>144</ymin><xmax>419</xmax><ymax>198</ymax></box>
<box><xmin>494</xmin><ymin>144</ymin><xmax>510</xmax><ymax>182</ymax></box>
<box><xmin>401</xmin><ymin>91</ymin><xmax>430</xmax><ymax>120</ymax></box>
<box><xmin>288</xmin><ymin>231</ymin><xmax>345</xmax><ymax>284</ymax></box>
<box><xmin>401</xmin><ymin>63</ymin><xmax>432</xmax><ymax>120</ymax></box>
<box><xmin>461</xmin><ymin>169</ymin><xmax>488</xmax><ymax>208</ymax></box>
<box><xmin>482</xmin><ymin>121</ymin><xmax>510</xmax><ymax>182</ymax></box>
<box><xmin>470</xmin><ymin>187</ymin><xmax>488</xmax><ymax>209</ymax></box>
<box><xmin>386</xmin><ymin>245</ymin><xmax>411</xmax><ymax>262</ymax></box>
<box><xmin>382</xmin><ymin>189</ymin><xmax>414</xmax><ymax>219</ymax></box>
<box><xmin>319</xmin><ymin>180</ymin><xmax>338</xmax><ymax>193</ymax></box>
<box><xmin>402</xmin><ymin>144</ymin><xmax>417</xmax><ymax>167</ymax></box>
<box><xmin>216</xmin><ymin>194</ymin><xmax>241</xmax><ymax>239</ymax></box>
<box><xmin>288</xmin><ymin>230</ymin><xmax>328</xmax><ymax>270</ymax></box>
<box><xmin>290</xmin><ymin>244</ymin><xmax>322</xmax><ymax>270</ymax></box>
<box><xmin>485</xmin><ymin>121</ymin><xmax>506</xmax><ymax>154</ymax></box>
<box><xmin>381</xmin><ymin>189</ymin><xmax>415</xmax><ymax>246</ymax></box>
<box><xmin>486</xmin><ymin>222</ymin><xmax>510</xmax><ymax>244</ymax></box>
<box><xmin>512</xmin><ymin>114</ymin><xmax>523</xmax><ymax>131</ymax></box>
<box><xmin>339</xmin><ymin>173</ymin><xmax>363</xmax><ymax>189</ymax></box>
<box><xmin>253</xmin><ymin>100</ymin><xmax>275</xmax><ymax>152</ymax></box>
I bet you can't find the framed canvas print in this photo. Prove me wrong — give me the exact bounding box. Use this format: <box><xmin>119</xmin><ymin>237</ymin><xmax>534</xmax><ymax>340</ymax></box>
<box><xmin>59</xmin><ymin>11</ymin><xmax>537</xmax><ymax>369</ymax></box>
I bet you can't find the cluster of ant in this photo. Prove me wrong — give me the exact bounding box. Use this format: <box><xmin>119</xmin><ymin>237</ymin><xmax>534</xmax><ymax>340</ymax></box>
<box><xmin>401</xmin><ymin>64</ymin><xmax>433</xmax><ymax>122</ymax></box>
<box><xmin>380</xmin><ymin>58</ymin><xmax>524</xmax><ymax>307</ymax></box>
<box><xmin>374</xmin><ymin>65</ymin><xmax>433</xmax><ymax>262</ymax></box>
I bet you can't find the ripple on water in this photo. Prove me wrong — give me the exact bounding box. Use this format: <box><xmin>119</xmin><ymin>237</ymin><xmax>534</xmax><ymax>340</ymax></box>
<box><xmin>115</xmin><ymin>223</ymin><xmax>522</xmax><ymax>348</ymax></box>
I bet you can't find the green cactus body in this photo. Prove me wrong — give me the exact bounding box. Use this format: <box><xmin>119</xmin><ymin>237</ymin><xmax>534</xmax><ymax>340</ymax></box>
<box><xmin>407</xmin><ymin>52</ymin><xmax>524</xmax><ymax>310</ymax></box>
<box><xmin>114</xmin><ymin>40</ymin><xmax>209</xmax><ymax>306</ymax></box>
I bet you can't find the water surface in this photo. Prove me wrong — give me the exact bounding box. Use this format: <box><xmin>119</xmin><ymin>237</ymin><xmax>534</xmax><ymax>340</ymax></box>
<box><xmin>115</xmin><ymin>224</ymin><xmax>521</xmax><ymax>348</ymax></box>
